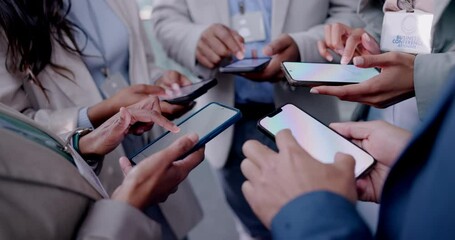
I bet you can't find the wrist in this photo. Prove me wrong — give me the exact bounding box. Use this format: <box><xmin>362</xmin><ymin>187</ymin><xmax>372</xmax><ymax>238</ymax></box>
<box><xmin>75</xmin><ymin>129</ymin><xmax>104</xmax><ymax>163</ymax></box>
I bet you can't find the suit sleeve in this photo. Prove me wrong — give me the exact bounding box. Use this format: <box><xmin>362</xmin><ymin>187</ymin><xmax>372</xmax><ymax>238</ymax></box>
<box><xmin>414</xmin><ymin>51</ymin><xmax>455</xmax><ymax>119</ymax></box>
<box><xmin>151</xmin><ymin>0</ymin><xmax>215</xmax><ymax>79</ymax></box>
<box><xmin>289</xmin><ymin>0</ymin><xmax>366</xmax><ymax>63</ymax></box>
<box><xmin>77</xmin><ymin>200</ymin><xmax>161</xmax><ymax>240</ymax></box>
<box><xmin>271</xmin><ymin>191</ymin><xmax>372</xmax><ymax>240</ymax></box>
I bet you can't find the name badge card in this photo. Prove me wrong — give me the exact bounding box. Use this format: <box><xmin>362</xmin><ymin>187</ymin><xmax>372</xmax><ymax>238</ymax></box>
<box><xmin>231</xmin><ymin>12</ymin><xmax>266</xmax><ymax>43</ymax></box>
<box><xmin>380</xmin><ymin>10</ymin><xmax>434</xmax><ymax>54</ymax></box>
<box><xmin>100</xmin><ymin>73</ymin><xmax>129</xmax><ymax>98</ymax></box>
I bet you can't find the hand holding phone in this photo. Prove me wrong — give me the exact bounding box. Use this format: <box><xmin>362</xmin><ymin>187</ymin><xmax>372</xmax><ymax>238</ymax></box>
<box><xmin>281</xmin><ymin>62</ymin><xmax>380</xmax><ymax>87</ymax></box>
<box><xmin>257</xmin><ymin>104</ymin><xmax>375</xmax><ymax>178</ymax></box>
<box><xmin>219</xmin><ymin>58</ymin><xmax>271</xmax><ymax>73</ymax></box>
<box><xmin>131</xmin><ymin>102</ymin><xmax>242</xmax><ymax>164</ymax></box>
<box><xmin>160</xmin><ymin>79</ymin><xmax>217</xmax><ymax>105</ymax></box>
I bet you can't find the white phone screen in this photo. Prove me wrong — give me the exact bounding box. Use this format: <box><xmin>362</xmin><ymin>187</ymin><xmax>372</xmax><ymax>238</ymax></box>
<box><xmin>132</xmin><ymin>103</ymin><xmax>240</xmax><ymax>163</ymax></box>
<box><xmin>283</xmin><ymin>62</ymin><xmax>379</xmax><ymax>84</ymax></box>
<box><xmin>259</xmin><ymin>104</ymin><xmax>375</xmax><ymax>177</ymax></box>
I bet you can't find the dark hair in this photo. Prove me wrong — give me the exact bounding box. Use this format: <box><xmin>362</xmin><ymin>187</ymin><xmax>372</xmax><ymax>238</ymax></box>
<box><xmin>0</xmin><ymin>0</ymin><xmax>80</xmax><ymax>83</ymax></box>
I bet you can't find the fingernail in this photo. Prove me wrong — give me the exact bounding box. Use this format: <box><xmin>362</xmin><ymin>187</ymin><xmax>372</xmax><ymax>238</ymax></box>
<box><xmin>236</xmin><ymin>51</ymin><xmax>244</xmax><ymax>60</ymax></box>
<box><xmin>310</xmin><ymin>88</ymin><xmax>319</xmax><ymax>94</ymax></box>
<box><xmin>340</xmin><ymin>56</ymin><xmax>349</xmax><ymax>65</ymax></box>
<box><xmin>327</xmin><ymin>55</ymin><xmax>334</xmax><ymax>62</ymax></box>
<box><xmin>353</xmin><ymin>56</ymin><xmax>364</xmax><ymax>66</ymax></box>
<box><xmin>165</xmin><ymin>88</ymin><xmax>174</xmax><ymax>97</ymax></box>
<box><xmin>171</xmin><ymin>83</ymin><xmax>180</xmax><ymax>90</ymax></box>
<box><xmin>363</xmin><ymin>33</ymin><xmax>371</xmax><ymax>42</ymax></box>
<box><xmin>188</xmin><ymin>133</ymin><xmax>199</xmax><ymax>143</ymax></box>
<box><xmin>173</xmin><ymin>126</ymin><xmax>181</xmax><ymax>133</ymax></box>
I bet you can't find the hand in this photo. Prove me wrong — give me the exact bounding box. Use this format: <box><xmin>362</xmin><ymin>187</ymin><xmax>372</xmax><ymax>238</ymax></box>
<box><xmin>197</xmin><ymin>24</ymin><xmax>245</xmax><ymax>68</ymax></box>
<box><xmin>112</xmin><ymin>134</ymin><xmax>205</xmax><ymax>208</ymax></box>
<box><xmin>88</xmin><ymin>84</ymin><xmax>165</xmax><ymax>127</ymax></box>
<box><xmin>318</xmin><ymin>23</ymin><xmax>380</xmax><ymax>64</ymax></box>
<box><xmin>155</xmin><ymin>70</ymin><xmax>195</xmax><ymax>120</ymax></box>
<box><xmin>79</xmin><ymin>96</ymin><xmax>179</xmax><ymax>157</ymax></box>
<box><xmin>241</xmin><ymin>129</ymin><xmax>357</xmax><ymax>228</ymax></box>
<box><xmin>330</xmin><ymin>121</ymin><xmax>412</xmax><ymax>202</ymax></box>
<box><xmin>242</xmin><ymin>34</ymin><xmax>300</xmax><ymax>82</ymax></box>
<box><xmin>311</xmin><ymin>52</ymin><xmax>416</xmax><ymax>108</ymax></box>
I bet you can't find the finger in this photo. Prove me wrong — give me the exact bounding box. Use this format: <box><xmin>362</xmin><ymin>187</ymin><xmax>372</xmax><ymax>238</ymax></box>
<box><xmin>227</xmin><ymin>29</ymin><xmax>245</xmax><ymax>59</ymax></box>
<box><xmin>197</xmin><ymin>41</ymin><xmax>221</xmax><ymax>65</ymax></box>
<box><xmin>317</xmin><ymin>40</ymin><xmax>334</xmax><ymax>62</ymax></box>
<box><xmin>361</xmin><ymin>33</ymin><xmax>381</xmax><ymax>55</ymax></box>
<box><xmin>140</xmin><ymin>134</ymin><xmax>199</xmax><ymax>173</ymax></box>
<box><xmin>263</xmin><ymin>34</ymin><xmax>291</xmax><ymax>56</ymax></box>
<box><xmin>310</xmin><ymin>82</ymin><xmax>371</xmax><ymax>101</ymax></box>
<box><xmin>241</xmin><ymin>159</ymin><xmax>261</xmax><ymax>181</ymax></box>
<box><xmin>353</xmin><ymin>53</ymin><xmax>395</xmax><ymax>68</ymax></box>
<box><xmin>206</xmin><ymin>36</ymin><xmax>231</xmax><ymax>58</ymax></box>
<box><xmin>172</xmin><ymin>147</ymin><xmax>205</xmax><ymax>178</ymax></box>
<box><xmin>241</xmin><ymin>181</ymin><xmax>255</xmax><ymax>207</ymax></box>
<box><xmin>334</xmin><ymin>152</ymin><xmax>356</xmax><ymax>174</ymax></box>
<box><xmin>119</xmin><ymin>157</ymin><xmax>133</xmax><ymax>177</ymax></box>
<box><xmin>324</xmin><ymin>24</ymin><xmax>333</xmax><ymax>49</ymax></box>
<box><xmin>242</xmin><ymin>140</ymin><xmax>276</xmax><ymax>167</ymax></box>
<box><xmin>275</xmin><ymin>129</ymin><xmax>307</xmax><ymax>157</ymax></box>
<box><xmin>213</xmin><ymin>26</ymin><xmax>244</xmax><ymax>58</ymax></box>
<box><xmin>131</xmin><ymin>84</ymin><xmax>165</xmax><ymax>95</ymax></box>
<box><xmin>128</xmin><ymin>108</ymin><xmax>180</xmax><ymax>133</ymax></box>
<box><xmin>341</xmin><ymin>34</ymin><xmax>362</xmax><ymax>65</ymax></box>
<box><xmin>179</xmin><ymin>75</ymin><xmax>192</xmax><ymax>86</ymax></box>
<box><xmin>331</xmin><ymin>23</ymin><xmax>348</xmax><ymax>53</ymax></box>
<box><xmin>329</xmin><ymin>122</ymin><xmax>372</xmax><ymax>140</ymax></box>
<box><xmin>196</xmin><ymin>50</ymin><xmax>215</xmax><ymax>69</ymax></box>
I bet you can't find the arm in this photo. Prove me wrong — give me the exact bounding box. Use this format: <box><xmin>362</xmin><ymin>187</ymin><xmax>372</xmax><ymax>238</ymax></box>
<box><xmin>151</xmin><ymin>0</ymin><xmax>214</xmax><ymax>79</ymax></box>
<box><xmin>272</xmin><ymin>192</ymin><xmax>372</xmax><ymax>240</ymax></box>
<box><xmin>289</xmin><ymin>0</ymin><xmax>366</xmax><ymax>62</ymax></box>
<box><xmin>414</xmin><ymin>52</ymin><xmax>455</xmax><ymax>119</ymax></box>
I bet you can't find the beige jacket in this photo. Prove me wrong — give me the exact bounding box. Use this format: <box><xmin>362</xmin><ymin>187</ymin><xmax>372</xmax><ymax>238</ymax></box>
<box><xmin>0</xmin><ymin>103</ymin><xmax>161</xmax><ymax>240</ymax></box>
<box><xmin>0</xmin><ymin>0</ymin><xmax>202</xmax><ymax>238</ymax></box>
<box><xmin>152</xmin><ymin>0</ymin><xmax>364</xmax><ymax>168</ymax></box>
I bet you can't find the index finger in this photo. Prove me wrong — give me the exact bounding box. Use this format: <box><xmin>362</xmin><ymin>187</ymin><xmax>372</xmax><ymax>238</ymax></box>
<box><xmin>215</xmin><ymin>27</ymin><xmax>245</xmax><ymax>59</ymax></box>
<box><xmin>242</xmin><ymin>140</ymin><xmax>276</xmax><ymax>167</ymax></box>
<box><xmin>132</xmin><ymin>84</ymin><xmax>166</xmax><ymax>96</ymax></box>
<box><xmin>329</xmin><ymin>122</ymin><xmax>372</xmax><ymax>140</ymax></box>
<box><xmin>341</xmin><ymin>34</ymin><xmax>362</xmax><ymax>65</ymax></box>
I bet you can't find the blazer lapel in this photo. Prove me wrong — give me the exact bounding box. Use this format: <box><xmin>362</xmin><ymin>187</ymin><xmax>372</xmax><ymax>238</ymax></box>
<box><xmin>218</xmin><ymin>0</ymin><xmax>231</xmax><ymax>26</ymax></box>
<box><xmin>271</xmin><ymin>0</ymin><xmax>290</xmax><ymax>39</ymax></box>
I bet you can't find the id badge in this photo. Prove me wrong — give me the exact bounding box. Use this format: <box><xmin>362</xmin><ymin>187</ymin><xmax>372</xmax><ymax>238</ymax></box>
<box><xmin>100</xmin><ymin>73</ymin><xmax>129</xmax><ymax>98</ymax></box>
<box><xmin>231</xmin><ymin>12</ymin><xmax>266</xmax><ymax>43</ymax></box>
<box><xmin>380</xmin><ymin>10</ymin><xmax>434</xmax><ymax>54</ymax></box>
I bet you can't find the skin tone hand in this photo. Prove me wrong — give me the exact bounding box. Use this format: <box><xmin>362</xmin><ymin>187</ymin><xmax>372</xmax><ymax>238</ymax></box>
<box><xmin>155</xmin><ymin>70</ymin><xmax>196</xmax><ymax>120</ymax></box>
<box><xmin>241</xmin><ymin>129</ymin><xmax>357</xmax><ymax>228</ymax></box>
<box><xmin>311</xmin><ymin>52</ymin><xmax>416</xmax><ymax>108</ymax></box>
<box><xmin>112</xmin><ymin>134</ymin><xmax>205</xmax><ymax>208</ymax></box>
<box><xmin>79</xmin><ymin>96</ymin><xmax>179</xmax><ymax>157</ymax></box>
<box><xmin>242</xmin><ymin>34</ymin><xmax>300</xmax><ymax>82</ymax></box>
<box><xmin>88</xmin><ymin>84</ymin><xmax>166</xmax><ymax>127</ymax></box>
<box><xmin>317</xmin><ymin>23</ymin><xmax>380</xmax><ymax>64</ymax></box>
<box><xmin>197</xmin><ymin>24</ymin><xmax>245</xmax><ymax>69</ymax></box>
<box><xmin>330</xmin><ymin>121</ymin><xmax>412</xmax><ymax>203</ymax></box>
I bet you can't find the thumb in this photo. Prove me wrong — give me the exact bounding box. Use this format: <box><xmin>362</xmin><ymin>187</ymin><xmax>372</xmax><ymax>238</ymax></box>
<box><xmin>334</xmin><ymin>152</ymin><xmax>356</xmax><ymax>174</ymax></box>
<box><xmin>119</xmin><ymin>157</ymin><xmax>133</xmax><ymax>177</ymax></box>
<box><xmin>353</xmin><ymin>53</ymin><xmax>392</xmax><ymax>68</ymax></box>
<box><xmin>361</xmin><ymin>33</ymin><xmax>381</xmax><ymax>55</ymax></box>
<box><xmin>263</xmin><ymin>35</ymin><xmax>291</xmax><ymax>56</ymax></box>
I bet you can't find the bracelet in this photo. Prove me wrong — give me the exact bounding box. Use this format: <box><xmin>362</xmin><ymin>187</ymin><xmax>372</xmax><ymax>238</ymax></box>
<box><xmin>72</xmin><ymin>128</ymin><xmax>94</xmax><ymax>154</ymax></box>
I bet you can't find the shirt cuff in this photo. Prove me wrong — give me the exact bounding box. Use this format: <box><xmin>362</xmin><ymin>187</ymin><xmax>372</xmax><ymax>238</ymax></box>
<box><xmin>78</xmin><ymin>107</ymin><xmax>94</xmax><ymax>129</ymax></box>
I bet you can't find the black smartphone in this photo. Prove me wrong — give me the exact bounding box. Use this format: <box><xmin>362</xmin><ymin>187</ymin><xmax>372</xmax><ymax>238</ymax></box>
<box><xmin>257</xmin><ymin>104</ymin><xmax>375</xmax><ymax>178</ymax></box>
<box><xmin>219</xmin><ymin>58</ymin><xmax>271</xmax><ymax>73</ymax></box>
<box><xmin>281</xmin><ymin>62</ymin><xmax>380</xmax><ymax>87</ymax></box>
<box><xmin>161</xmin><ymin>79</ymin><xmax>217</xmax><ymax>105</ymax></box>
<box><xmin>130</xmin><ymin>102</ymin><xmax>242</xmax><ymax>164</ymax></box>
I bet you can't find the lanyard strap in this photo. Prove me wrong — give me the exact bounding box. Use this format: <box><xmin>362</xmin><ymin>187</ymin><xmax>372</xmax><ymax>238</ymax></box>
<box><xmin>236</xmin><ymin>0</ymin><xmax>271</xmax><ymax>36</ymax></box>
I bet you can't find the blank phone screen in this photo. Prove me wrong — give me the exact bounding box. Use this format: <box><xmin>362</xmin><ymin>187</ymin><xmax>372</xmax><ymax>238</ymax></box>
<box><xmin>283</xmin><ymin>62</ymin><xmax>379</xmax><ymax>84</ymax></box>
<box><xmin>225</xmin><ymin>58</ymin><xmax>270</xmax><ymax>68</ymax></box>
<box><xmin>259</xmin><ymin>104</ymin><xmax>374</xmax><ymax>177</ymax></box>
<box><xmin>132</xmin><ymin>103</ymin><xmax>239</xmax><ymax>163</ymax></box>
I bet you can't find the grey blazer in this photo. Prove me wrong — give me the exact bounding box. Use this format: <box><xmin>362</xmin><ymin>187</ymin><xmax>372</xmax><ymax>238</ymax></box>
<box><xmin>152</xmin><ymin>0</ymin><xmax>364</xmax><ymax>168</ymax></box>
<box><xmin>0</xmin><ymin>104</ymin><xmax>161</xmax><ymax>240</ymax></box>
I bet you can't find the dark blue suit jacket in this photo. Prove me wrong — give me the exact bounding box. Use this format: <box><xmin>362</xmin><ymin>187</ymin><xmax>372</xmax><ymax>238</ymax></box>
<box><xmin>271</xmin><ymin>73</ymin><xmax>455</xmax><ymax>239</ymax></box>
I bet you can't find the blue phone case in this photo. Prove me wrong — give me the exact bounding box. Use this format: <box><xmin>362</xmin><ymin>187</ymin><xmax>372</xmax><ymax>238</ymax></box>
<box><xmin>130</xmin><ymin>102</ymin><xmax>242</xmax><ymax>164</ymax></box>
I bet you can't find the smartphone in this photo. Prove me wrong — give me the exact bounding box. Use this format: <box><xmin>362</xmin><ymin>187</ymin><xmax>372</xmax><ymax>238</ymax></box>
<box><xmin>281</xmin><ymin>62</ymin><xmax>380</xmax><ymax>87</ymax></box>
<box><xmin>257</xmin><ymin>104</ymin><xmax>375</xmax><ymax>178</ymax></box>
<box><xmin>219</xmin><ymin>58</ymin><xmax>271</xmax><ymax>73</ymax></box>
<box><xmin>130</xmin><ymin>102</ymin><xmax>242</xmax><ymax>164</ymax></box>
<box><xmin>160</xmin><ymin>79</ymin><xmax>217</xmax><ymax>105</ymax></box>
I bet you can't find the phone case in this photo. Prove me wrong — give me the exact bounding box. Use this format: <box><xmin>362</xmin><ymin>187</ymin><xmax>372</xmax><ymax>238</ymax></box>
<box><xmin>164</xmin><ymin>79</ymin><xmax>218</xmax><ymax>105</ymax></box>
<box><xmin>219</xmin><ymin>58</ymin><xmax>271</xmax><ymax>73</ymax></box>
<box><xmin>130</xmin><ymin>102</ymin><xmax>242</xmax><ymax>164</ymax></box>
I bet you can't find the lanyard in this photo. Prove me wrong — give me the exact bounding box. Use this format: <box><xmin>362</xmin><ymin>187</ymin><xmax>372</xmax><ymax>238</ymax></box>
<box><xmin>237</xmin><ymin>0</ymin><xmax>271</xmax><ymax>33</ymax></box>
<box><xmin>86</xmin><ymin>0</ymin><xmax>111</xmax><ymax>77</ymax></box>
